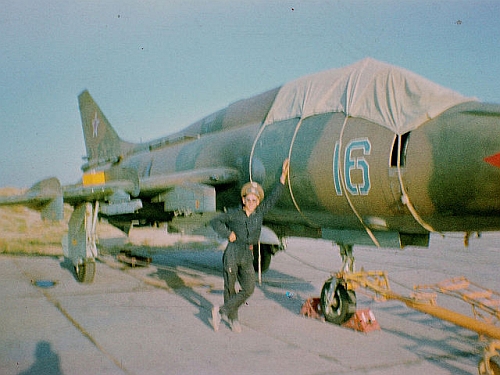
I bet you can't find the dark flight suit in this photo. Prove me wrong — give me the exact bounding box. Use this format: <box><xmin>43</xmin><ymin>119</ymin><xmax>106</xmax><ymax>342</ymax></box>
<box><xmin>210</xmin><ymin>182</ymin><xmax>284</xmax><ymax>321</ymax></box>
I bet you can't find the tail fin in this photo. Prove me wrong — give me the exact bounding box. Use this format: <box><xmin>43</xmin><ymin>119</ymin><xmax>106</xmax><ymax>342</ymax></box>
<box><xmin>78</xmin><ymin>90</ymin><xmax>135</xmax><ymax>170</ymax></box>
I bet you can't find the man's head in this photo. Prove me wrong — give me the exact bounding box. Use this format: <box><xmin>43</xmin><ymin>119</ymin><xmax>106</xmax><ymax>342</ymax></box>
<box><xmin>241</xmin><ymin>182</ymin><xmax>264</xmax><ymax>213</ymax></box>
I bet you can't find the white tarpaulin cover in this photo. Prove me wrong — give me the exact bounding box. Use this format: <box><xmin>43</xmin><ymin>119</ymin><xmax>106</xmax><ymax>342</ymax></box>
<box><xmin>263</xmin><ymin>57</ymin><xmax>476</xmax><ymax>134</ymax></box>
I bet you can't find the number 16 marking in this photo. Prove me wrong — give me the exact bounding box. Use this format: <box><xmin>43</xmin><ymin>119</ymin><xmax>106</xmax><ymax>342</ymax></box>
<box><xmin>333</xmin><ymin>138</ymin><xmax>371</xmax><ymax>196</ymax></box>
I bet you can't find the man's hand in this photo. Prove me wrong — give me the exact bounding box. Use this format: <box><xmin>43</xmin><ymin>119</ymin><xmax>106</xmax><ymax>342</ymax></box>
<box><xmin>229</xmin><ymin>231</ymin><xmax>237</xmax><ymax>242</ymax></box>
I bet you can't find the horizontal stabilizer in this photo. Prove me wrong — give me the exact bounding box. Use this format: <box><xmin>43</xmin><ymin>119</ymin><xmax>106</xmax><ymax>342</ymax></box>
<box><xmin>0</xmin><ymin>177</ymin><xmax>63</xmax><ymax>221</ymax></box>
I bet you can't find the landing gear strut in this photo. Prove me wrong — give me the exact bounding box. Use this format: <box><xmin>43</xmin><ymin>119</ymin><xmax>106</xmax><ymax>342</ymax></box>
<box><xmin>320</xmin><ymin>244</ymin><xmax>357</xmax><ymax>325</ymax></box>
<box><xmin>253</xmin><ymin>244</ymin><xmax>273</xmax><ymax>273</ymax></box>
<box><xmin>64</xmin><ymin>202</ymin><xmax>99</xmax><ymax>283</ymax></box>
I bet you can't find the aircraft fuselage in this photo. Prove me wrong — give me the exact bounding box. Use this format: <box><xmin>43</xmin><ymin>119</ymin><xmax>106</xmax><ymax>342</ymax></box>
<box><xmin>110</xmin><ymin>95</ymin><xmax>500</xmax><ymax>247</ymax></box>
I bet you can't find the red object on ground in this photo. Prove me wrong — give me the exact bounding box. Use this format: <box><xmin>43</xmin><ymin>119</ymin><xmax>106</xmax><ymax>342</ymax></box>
<box><xmin>341</xmin><ymin>309</ymin><xmax>381</xmax><ymax>333</ymax></box>
<box><xmin>300</xmin><ymin>297</ymin><xmax>323</xmax><ymax>320</ymax></box>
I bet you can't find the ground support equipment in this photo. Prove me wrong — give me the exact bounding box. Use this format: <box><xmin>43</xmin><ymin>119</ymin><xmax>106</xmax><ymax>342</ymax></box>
<box><xmin>341</xmin><ymin>308</ymin><xmax>380</xmax><ymax>333</ymax></box>
<box><xmin>334</xmin><ymin>270</ymin><xmax>500</xmax><ymax>375</ymax></box>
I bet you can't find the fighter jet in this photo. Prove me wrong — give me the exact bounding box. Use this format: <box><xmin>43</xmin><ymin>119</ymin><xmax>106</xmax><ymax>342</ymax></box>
<box><xmin>1</xmin><ymin>58</ymin><xmax>499</xmax><ymax>326</ymax></box>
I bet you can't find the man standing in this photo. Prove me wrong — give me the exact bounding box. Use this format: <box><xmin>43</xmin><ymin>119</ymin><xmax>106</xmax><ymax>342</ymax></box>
<box><xmin>210</xmin><ymin>159</ymin><xmax>289</xmax><ymax>332</ymax></box>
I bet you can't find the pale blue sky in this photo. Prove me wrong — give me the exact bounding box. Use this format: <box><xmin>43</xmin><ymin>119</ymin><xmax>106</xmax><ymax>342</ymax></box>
<box><xmin>1</xmin><ymin>0</ymin><xmax>499</xmax><ymax>187</ymax></box>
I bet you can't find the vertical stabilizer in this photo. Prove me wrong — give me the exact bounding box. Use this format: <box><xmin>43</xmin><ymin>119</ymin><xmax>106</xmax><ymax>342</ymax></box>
<box><xmin>78</xmin><ymin>90</ymin><xmax>135</xmax><ymax>169</ymax></box>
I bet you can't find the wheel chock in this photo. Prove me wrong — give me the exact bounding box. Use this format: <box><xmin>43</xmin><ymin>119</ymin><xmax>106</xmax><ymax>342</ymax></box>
<box><xmin>342</xmin><ymin>309</ymin><xmax>380</xmax><ymax>333</ymax></box>
<box><xmin>117</xmin><ymin>251</ymin><xmax>151</xmax><ymax>267</ymax></box>
<box><xmin>300</xmin><ymin>297</ymin><xmax>324</xmax><ymax>321</ymax></box>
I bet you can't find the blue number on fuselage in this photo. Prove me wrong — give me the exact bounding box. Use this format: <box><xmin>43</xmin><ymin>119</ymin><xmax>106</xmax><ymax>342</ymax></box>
<box><xmin>333</xmin><ymin>138</ymin><xmax>371</xmax><ymax>196</ymax></box>
<box><xmin>333</xmin><ymin>142</ymin><xmax>342</xmax><ymax>195</ymax></box>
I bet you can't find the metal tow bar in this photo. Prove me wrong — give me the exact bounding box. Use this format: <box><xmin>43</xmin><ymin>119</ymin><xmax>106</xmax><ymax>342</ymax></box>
<box><xmin>336</xmin><ymin>270</ymin><xmax>500</xmax><ymax>375</ymax></box>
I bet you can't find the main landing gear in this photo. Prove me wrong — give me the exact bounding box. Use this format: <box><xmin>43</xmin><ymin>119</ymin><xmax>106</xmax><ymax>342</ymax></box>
<box><xmin>64</xmin><ymin>202</ymin><xmax>99</xmax><ymax>283</ymax></box>
<box><xmin>320</xmin><ymin>244</ymin><xmax>357</xmax><ymax>325</ymax></box>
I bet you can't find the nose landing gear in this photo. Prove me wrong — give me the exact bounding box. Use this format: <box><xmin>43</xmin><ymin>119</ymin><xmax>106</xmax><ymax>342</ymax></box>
<box><xmin>320</xmin><ymin>244</ymin><xmax>357</xmax><ymax>325</ymax></box>
<box><xmin>319</xmin><ymin>242</ymin><xmax>500</xmax><ymax>375</ymax></box>
<box><xmin>320</xmin><ymin>277</ymin><xmax>357</xmax><ymax>324</ymax></box>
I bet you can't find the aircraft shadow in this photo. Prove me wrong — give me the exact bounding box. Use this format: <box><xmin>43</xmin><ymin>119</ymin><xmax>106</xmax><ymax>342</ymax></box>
<box><xmin>375</xmin><ymin>303</ymin><xmax>479</xmax><ymax>375</ymax></box>
<box><xmin>257</xmin><ymin>268</ymin><xmax>317</xmax><ymax>315</ymax></box>
<box><xmin>58</xmin><ymin>257</ymin><xmax>78</xmax><ymax>282</ymax></box>
<box><xmin>152</xmin><ymin>249</ymin><xmax>317</xmax><ymax>311</ymax></box>
<box><xmin>110</xmin><ymin>241</ymin><xmax>318</xmax><ymax>327</ymax></box>
<box><xmin>150</xmin><ymin>247</ymin><xmax>318</xmax><ymax>317</ymax></box>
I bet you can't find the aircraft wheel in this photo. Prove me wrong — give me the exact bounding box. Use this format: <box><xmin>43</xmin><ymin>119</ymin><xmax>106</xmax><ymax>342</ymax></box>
<box><xmin>75</xmin><ymin>259</ymin><xmax>96</xmax><ymax>284</ymax></box>
<box><xmin>253</xmin><ymin>244</ymin><xmax>272</xmax><ymax>273</ymax></box>
<box><xmin>320</xmin><ymin>278</ymin><xmax>356</xmax><ymax>325</ymax></box>
<box><xmin>479</xmin><ymin>355</ymin><xmax>500</xmax><ymax>375</ymax></box>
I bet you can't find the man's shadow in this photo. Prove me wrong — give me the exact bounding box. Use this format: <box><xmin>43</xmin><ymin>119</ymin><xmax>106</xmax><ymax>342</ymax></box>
<box><xmin>18</xmin><ymin>341</ymin><xmax>63</xmax><ymax>375</ymax></box>
<box><xmin>154</xmin><ymin>266</ymin><xmax>217</xmax><ymax>330</ymax></box>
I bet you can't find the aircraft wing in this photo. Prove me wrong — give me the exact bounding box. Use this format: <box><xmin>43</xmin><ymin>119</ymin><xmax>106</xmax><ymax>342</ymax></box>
<box><xmin>137</xmin><ymin>167</ymin><xmax>240</xmax><ymax>215</ymax></box>
<box><xmin>62</xmin><ymin>166</ymin><xmax>240</xmax><ymax>199</ymax></box>
<box><xmin>0</xmin><ymin>167</ymin><xmax>240</xmax><ymax>221</ymax></box>
<box><xmin>139</xmin><ymin>167</ymin><xmax>240</xmax><ymax>194</ymax></box>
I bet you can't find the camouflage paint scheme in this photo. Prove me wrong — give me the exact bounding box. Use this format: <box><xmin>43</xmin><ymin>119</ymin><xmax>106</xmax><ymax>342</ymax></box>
<box><xmin>75</xmin><ymin>86</ymin><xmax>500</xmax><ymax>248</ymax></box>
<box><xmin>1</xmin><ymin>60</ymin><xmax>500</xmax><ymax>283</ymax></box>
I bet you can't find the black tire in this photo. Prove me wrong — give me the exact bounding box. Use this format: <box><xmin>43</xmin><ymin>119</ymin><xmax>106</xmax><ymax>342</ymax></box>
<box><xmin>320</xmin><ymin>278</ymin><xmax>357</xmax><ymax>324</ymax></box>
<box><xmin>75</xmin><ymin>259</ymin><xmax>96</xmax><ymax>283</ymax></box>
<box><xmin>253</xmin><ymin>244</ymin><xmax>272</xmax><ymax>273</ymax></box>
